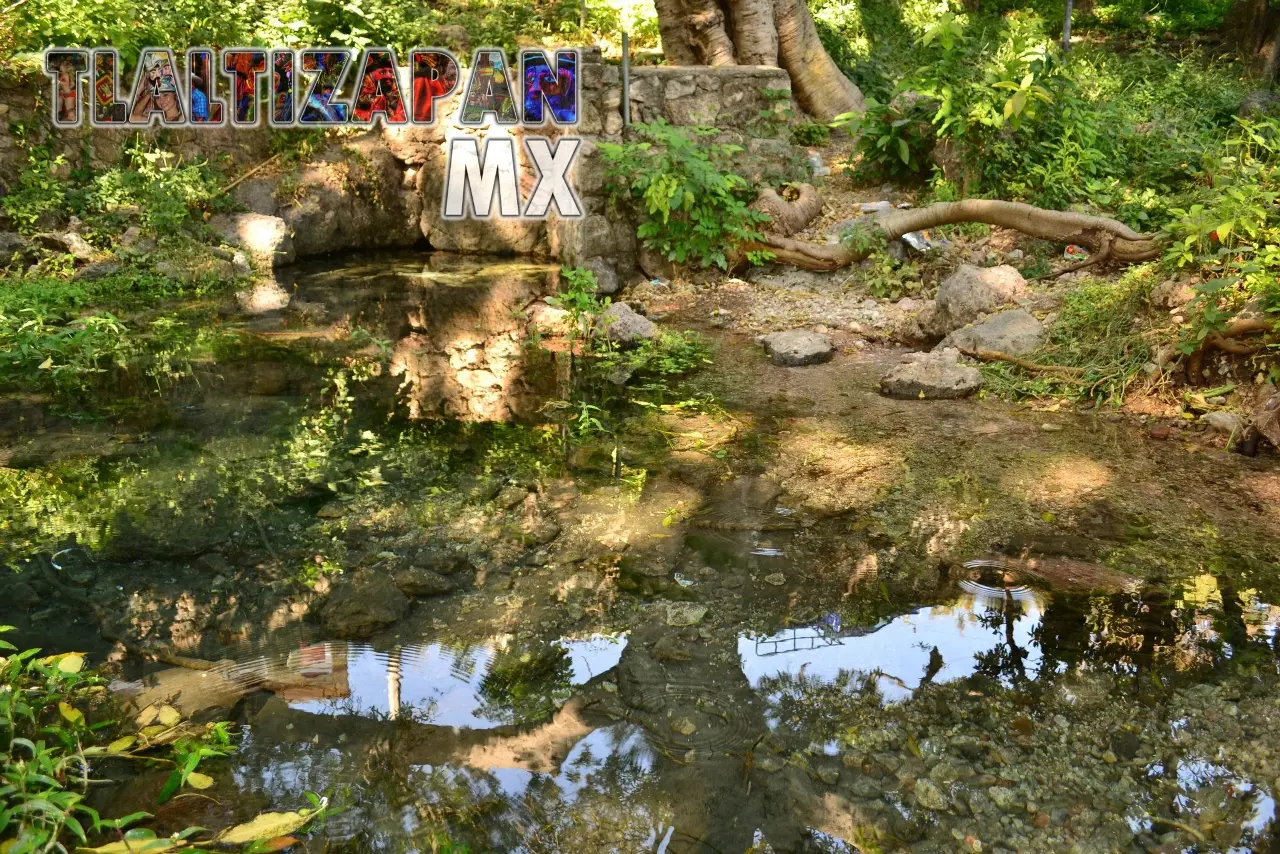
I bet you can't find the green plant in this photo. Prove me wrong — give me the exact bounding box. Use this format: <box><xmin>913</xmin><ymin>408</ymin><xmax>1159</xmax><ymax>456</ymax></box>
<box><xmin>598</xmin><ymin>120</ymin><xmax>771</xmax><ymax>270</ymax></box>
<box><xmin>792</xmin><ymin>122</ymin><xmax>832</xmax><ymax>147</ymax></box>
<box><xmin>834</xmin><ymin>94</ymin><xmax>936</xmax><ymax>179</ymax></box>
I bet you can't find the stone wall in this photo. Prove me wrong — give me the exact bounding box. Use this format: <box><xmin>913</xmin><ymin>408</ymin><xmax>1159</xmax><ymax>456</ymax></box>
<box><xmin>0</xmin><ymin>50</ymin><xmax>807</xmax><ymax>283</ymax></box>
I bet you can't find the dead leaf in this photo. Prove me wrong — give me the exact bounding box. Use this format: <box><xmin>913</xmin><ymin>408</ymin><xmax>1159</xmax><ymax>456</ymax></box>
<box><xmin>215</xmin><ymin>811</ymin><xmax>310</xmax><ymax>845</ymax></box>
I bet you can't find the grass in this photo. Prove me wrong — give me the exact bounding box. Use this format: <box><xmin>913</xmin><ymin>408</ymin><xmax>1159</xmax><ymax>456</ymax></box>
<box><xmin>979</xmin><ymin>266</ymin><xmax>1156</xmax><ymax>405</ymax></box>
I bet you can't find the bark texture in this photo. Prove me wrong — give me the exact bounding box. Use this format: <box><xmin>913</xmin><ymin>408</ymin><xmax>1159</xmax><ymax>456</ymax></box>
<box><xmin>771</xmin><ymin>0</ymin><xmax>865</xmax><ymax>120</ymax></box>
<box><xmin>653</xmin><ymin>0</ymin><xmax>864</xmax><ymax>120</ymax></box>
<box><xmin>729</xmin><ymin>0</ymin><xmax>780</xmax><ymax>65</ymax></box>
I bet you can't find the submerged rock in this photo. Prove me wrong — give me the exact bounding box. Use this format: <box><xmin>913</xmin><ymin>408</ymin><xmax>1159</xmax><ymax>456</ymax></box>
<box><xmin>880</xmin><ymin>348</ymin><xmax>983</xmax><ymax>399</ymax></box>
<box><xmin>665</xmin><ymin>602</ymin><xmax>708</xmax><ymax>627</ymax></box>
<box><xmin>601</xmin><ymin>302</ymin><xmax>657</xmax><ymax>347</ymax></box>
<box><xmin>392</xmin><ymin>566</ymin><xmax>456</xmax><ymax>598</ymax></box>
<box><xmin>319</xmin><ymin>572</ymin><xmax>409</xmax><ymax>639</ymax></box>
<box><xmin>761</xmin><ymin>329</ymin><xmax>836</xmax><ymax>367</ymax></box>
<box><xmin>940</xmin><ymin>309</ymin><xmax>1045</xmax><ymax>356</ymax></box>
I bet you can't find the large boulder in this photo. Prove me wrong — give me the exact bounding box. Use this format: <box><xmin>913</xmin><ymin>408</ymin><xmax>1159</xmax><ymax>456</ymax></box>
<box><xmin>392</xmin><ymin>566</ymin><xmax>456</xmax><ymax>598</ymax></box>
<box><xmin>0</xmin><ymin>232</ymin><xmax>33</xmax><ymax>265</ymax></box>
<box><xmin>584</xmin><ymin>257</ymin><xmax>622</xmax><ymax>295</ymax></box>
<box><xmin>35</xmin><ymin>231</ymin><xmax>96</xmax><ymax>261</ymax></box>
<box><xmin>761</xmin><ymin>329</ymin><xmax>836</xmax><ymax>367</ymax></box>
<box><xmin>940</xmin><ymin>309</ymin><xmax>1045</xmax><ymax>356</ymax></box>
<box><xmin>932</xmin><ymin>264</ymin><xmax>1028</xmax><ymax>334</ymax></box>
<box><xmin>601</xmin><ymin>302</ymin><xmax>657</xmax><ymax>347</ymax></box>
<box><xmin>879</xmin><ymin>348</ymin><xmax>983</xmax><ymax>399</ymax></box>
<box><xmin>319</xmin><ymin>572</ymin><xmax>409</xmax><ymax>639</ymax></box>
<box><xmin>209</xmin><ymin>212</ymin><xmax>295</xmax><ymax>268</ymax></box>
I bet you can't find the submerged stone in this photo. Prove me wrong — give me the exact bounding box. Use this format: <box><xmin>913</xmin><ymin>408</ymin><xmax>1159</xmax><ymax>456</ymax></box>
<box><xmin>761</xmin><ymin>329</ymin><xmax>836</xmax><ymax>367</ymax></box>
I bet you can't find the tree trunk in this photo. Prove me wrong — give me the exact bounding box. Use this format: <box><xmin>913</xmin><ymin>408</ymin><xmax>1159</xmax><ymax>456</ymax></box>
<box><xmin>653</xmin><ymin>0</ymin><xmax>700</xmax><ymax>66</ymax></box>
<box><xmin>728</xmin><ymin>0</ymin><xmax>780</xmax><ymax>65</ymax></box>
<box><xmin>772</xmin><ymin>0</ymin><xmax>864</xmax><ymax>120</ymax></box>
<box><xmin>653</xmin><ymin>0</ymin><xmax>864</xmax><ymax>120</ymax></box>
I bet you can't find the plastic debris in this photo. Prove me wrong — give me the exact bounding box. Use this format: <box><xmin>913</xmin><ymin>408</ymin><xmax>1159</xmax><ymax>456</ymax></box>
<box><xmin>1064</xmin><ymin>244</ymin><xmax>1089</xmax><ymax>261</ymax></box>
<box><xmin>900</xmin><ymin>230</ymin><xmax>952</xmax><ymax>254</ymax></box>
<box><xmin>807</xmin><ymin>152</ymin><xmax>831</xmax><ymax>178</ymax></box>
<box><xmin>858</xmin><ymin>200</ymin><xmax>894</xmax><ymax>214</ymax></box>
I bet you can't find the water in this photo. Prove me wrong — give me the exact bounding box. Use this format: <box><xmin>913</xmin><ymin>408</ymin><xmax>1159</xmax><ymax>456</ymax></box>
<box><xmin>5</xmin><ymin>251</ymin><xmax>1280</xmax><ymax>852</ymax></box>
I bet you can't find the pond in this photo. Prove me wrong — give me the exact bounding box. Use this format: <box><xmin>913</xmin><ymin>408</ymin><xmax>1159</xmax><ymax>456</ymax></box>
<box><xmin>3</xmin><ymin>252</ymin><xmax>1279</xmax><ymax>853</ymax></box>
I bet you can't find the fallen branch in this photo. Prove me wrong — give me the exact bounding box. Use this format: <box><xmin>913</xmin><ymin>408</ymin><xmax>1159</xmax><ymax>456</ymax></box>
<box><xmin>957</xmin><ymin>347</ymin><xmax>1087</xmax><ymax>377</ymax></box>
<box><xmin>747</xmin><ymin>186</ymin><xmax>1163</xmax><ymax>272</ymax></box>
<box><xmin>218</xmin><ymin>152</ymin><xmax>283</xmax><ymax>198</ymax></box>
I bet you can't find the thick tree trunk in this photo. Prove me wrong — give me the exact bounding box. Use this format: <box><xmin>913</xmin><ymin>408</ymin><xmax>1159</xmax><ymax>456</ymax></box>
<box><xmin>653</xmin><ymin>0</ymin><xmax>864</xmax><ymax>120</ymax></box>
<box><xmin>1225</xmin><ymin>0</ymin><xmax>1280</xmax><ymax>77</ymax></box>
<box><xmin>772</xmin><ymin>0</ymin><xmax>864</xmax><ymax>120</ymax></box>
<box><xmin>654</xmin><ymin>0</ymin><xmax>700</xmax><ymax>66</ymax></box>
<box><xmin>728</xmin><ymin>0</ymin><xmax>780</xmax><ymax>65</ymax></box>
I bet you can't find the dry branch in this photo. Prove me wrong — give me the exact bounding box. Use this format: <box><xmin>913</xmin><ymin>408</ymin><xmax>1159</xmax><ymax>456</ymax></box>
<box><xmin>956</xmin><ymin>347</ymin><xmax>1087</xmax><ymax>377</ymax></box>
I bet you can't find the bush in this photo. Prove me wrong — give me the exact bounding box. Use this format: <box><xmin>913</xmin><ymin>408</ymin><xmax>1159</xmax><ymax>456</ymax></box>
<box><xmin>598</xmin><ymin>120</ymin><xmax>771</xmax><ymax>270</ymax></box>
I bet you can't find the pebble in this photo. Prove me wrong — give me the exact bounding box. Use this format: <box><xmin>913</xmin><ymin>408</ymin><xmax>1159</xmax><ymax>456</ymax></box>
<box><xmin>1102</xmin><ymin>750</ymin><xmax>1117</xmax><ymax>764</ymax></box>
<box><xmin>763</xmin><ymin>573</ymin><xmax>787</xmax><ymax>586</ymax></box>
<box><xmin>915</xmin><ymin>778</ymin><xmax>949</xmax><ymax>811</ymax></box>
<box><xmin>818</xmin><ymin>767</ymin><xmax>840</xmax><ymax>785</ymax></box>
<box><xmin>1040</xmin><ymin>423</ymin><xmax>1064</xmax><ymax>432</ymax></box>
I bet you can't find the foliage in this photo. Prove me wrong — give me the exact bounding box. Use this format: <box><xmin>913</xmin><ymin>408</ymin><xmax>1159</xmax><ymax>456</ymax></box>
<box><xmin>979</xmin><ymin>268</ymin><xmax>1153</xmax><ymax>404</ymax></box>
<box><xmin>0</xmin><ymin>627</ymin><xmax>330</xmax><ymax>852</ymax></box>
<box><xmin>598</xmin><ymin>120</ymin><xmax>772</xmax><ymax>270</ymax></box>
<box><xmin>833</xmin><ymin>94</ymin><xmax>935</xmax><ymax>179</ymax></box>
<box><xmin>7</xmin><ymin>0</ymin><xmax>658</xmax><ymax>64</ymax></box>
<box><xmin>1163</xmin><ymin>116</ymin><xmax>1280</xmax><ymax>355</ymax></box>
<box><xmin>791</xmin><ymin>122</ymin><xmax>832</xmax><ymax>147</ymax></box>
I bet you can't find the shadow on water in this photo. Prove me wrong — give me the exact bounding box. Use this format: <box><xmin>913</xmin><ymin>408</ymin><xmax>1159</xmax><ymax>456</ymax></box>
<box><xmin>4</xmin><ymin>251</ymin><xmax>1280</xmax><ymax>852</ymax></box>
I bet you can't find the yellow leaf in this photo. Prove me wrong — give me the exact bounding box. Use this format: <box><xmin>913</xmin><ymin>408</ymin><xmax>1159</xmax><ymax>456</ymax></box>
<box><xmin>107</xmin><ymin>736</ymin><xmax>137</xmax><ymax>754</ymax></box>
<box><xmin>38</xmin><ymin>356</ymin><xmax>53</xmax><ymax>370</ymax></box>
<box><xmin>157</xmin><ymin>705</ymin><xmax>182</xmax><ymax>727</ymax></box>
<box><xmin>141</xmin><ymin>725</ymin><xmax>169</xmax><ymax>737</ymax></box>
<box><xmin>135</xmin><ymin>705</ymin><xmax>160</xmax><ymax>727</ymax></box>
<box><xmin>216</xmin><ymin>811</ymin><xmax>310</xmax><ymax>845</ymax></box>
<box><xmin>186</xmin><ymin>772</ymin><xmax>214</xmax><ymax>790</ymax></box>
<box><xmin>59</xmin><ymin>701</ymin><xmax>85</xmax><ymax>726</ymax></box>
<box><xmin>58</xmin><ymin>653</ymin><xmax>85</xmax><ymax>673</ymax></box>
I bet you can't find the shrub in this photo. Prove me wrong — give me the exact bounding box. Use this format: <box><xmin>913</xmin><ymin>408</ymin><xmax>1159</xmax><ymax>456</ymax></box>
<box><xmin>598</xmin><ymin>120</ymin><xmax>771</xmax><ymax>269</ymax></box>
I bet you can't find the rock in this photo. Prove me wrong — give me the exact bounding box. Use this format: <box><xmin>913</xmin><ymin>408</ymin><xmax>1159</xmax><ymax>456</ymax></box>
<box><xmin>584</xmin><ymin>257</ymin><xmax>622</xmax><ymax>295</ymax></box>
<box><xmin>932</xmin><ymin>265</ymin><xmax>1028</xmax><ymax>334</ymax></box>
<box><xmin>0</xmin><ymin>232</ymin><xmax>32</xmax><ymax>264</ymax></box>
<box><xmin>763</xmin><ymin>573</ymin><xmax>787</xmax><ymax>586</ymax></box>
<box><xmin>523</xmin><ymin>520</ymin><xmax>562</xmax><ymax>546</ymax></box>
<box><xmin>413</xmin><ymin>546</ymin><xmax>470</xmax><ymax>576</ymax></box>
<box><xmin>940</xmin><ymin>309</ymin><xmax>1045</xmax><ymax>357</ymax></box>
<box><xmin>495</xmin><ymin>485</ymin><xmax>529</xmax><ymax>510</ymax></box>
<box><xmin>1239</xmin><ymin>90</ymin><xmax>1280</xmax><ymax>119</ymax></box>
<box><xmin>986</xmin><ymin>786</ymin><xmax>1017</xmax><ymax>812</ymax></box>
<box><xmin>638</xmin><ymin>245</ymin><xmax>677</xmax><ymax>282</ymax></box>
<box><xmin>817</xmin><ymin>767</ymin><xmax>840</xmax><ymax>785</ymax></box>
<box><xmin>761</xmin><ymin>329</ymin><xmax>836</xmax><ymax>367</ymax></box>
<box><xmin>1202</xmin><ymin>411</ymin><xmax>1245</xmax><ymax>435</ymax></box>
<box><xmin>665</xmin><ymin>602</ymin><xmax>708</xmax><ymax>627</ymax></box>
<box><xmin>36</xmin><ymin>231</ymin><xmax>96</xmax><ymax>261</ymax></box>
<box><xmin>600</xmin><ymin>302</ymin><xmax>657</xmax><ymax>347</ymax></box>
<box><xmin>1007</xmin><ymin>249</ymin><xmax>1024</xmax><ymax>261</ymax></box>
<box><xmin>392</xmin><ymin>566</ymin><xmax>456</xmax><ymax>597</ymax></box>
<box><xmin>10</xmin><ymin>580</ymin><xmax>39</xmax><ymax>609</ymax></box>
<box><xmin>320</xmin><ymin>572</ymin><xmax>409</xmax><ymax>639</ymax></box>
<box><xmin>915</xmin><ymin>779</ymin><xmax>949</xmax><ymax>811</ymax></box>
<box><xmin>316</xmin><ymin>501</ymin><xmax>347</xmax><ymax>519</ymax></box>
<box><xmin>73</xmin><ymin>261</ymin><xmax>122</xmax><ymax>281</ymax></box>
<box><xmin>880</xmin><ymin>348</ymin><xmax>983</xmax><ymax>399</ymax></box>
<box><xmin>671</xmin><ymin>717</ymin><xmax>697</xmax><ymax>735</ymax></box>
<box><xmin>1150</xmin><ymin>277</ymin><xmax>1196</xmax><ymax>309</ymax></box>
<box><xmin>117</xmin><ymin>227</ymin><xmax>156</xmax><ymax>257</ymax></box>
<box><xmin>208</xmin><ymin>212</ymin><xmax>295</xmax><ymax>268</ymax></box>
<box><xmin>236</xmin><ymin>280</ymin><xmax>290</xmax><ymax>314</ymax></box>
<box><xmin>757</xmin><ymin>756</ymin><xmax>784</xmax><ymax>773</ymax></box>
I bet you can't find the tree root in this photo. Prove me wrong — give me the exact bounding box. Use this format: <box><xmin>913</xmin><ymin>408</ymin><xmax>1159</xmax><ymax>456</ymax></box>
<box><xmin>956</xmin><ymin>347</ymin><xmax>1087</xmax><ymax>377</ymax></box>
<box><xmin>748</xmin><ymin>187</ymin><xmax>1163</xmax><ymax>272</ymax></box>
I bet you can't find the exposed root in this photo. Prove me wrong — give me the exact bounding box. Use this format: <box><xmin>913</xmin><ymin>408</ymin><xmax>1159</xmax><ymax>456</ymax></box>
<box><xmin>749</xmin><ymin>186</ymin><xmax>1164</xmax><ymax>272</ymax></box>
<box><xmin>1028</xmin><ymin>236</ymin><xmax>1112</xmax><ymax>281</ymax></box>
<box><xmin>1198</xmin><ymin>317</ymin><xmax>1276</xmax><ymax>358</ymax></box>
<box><xmin>956</xmin><ymin>347</ymin><xmax>1087</xmax><ymax>377</ymax></box>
